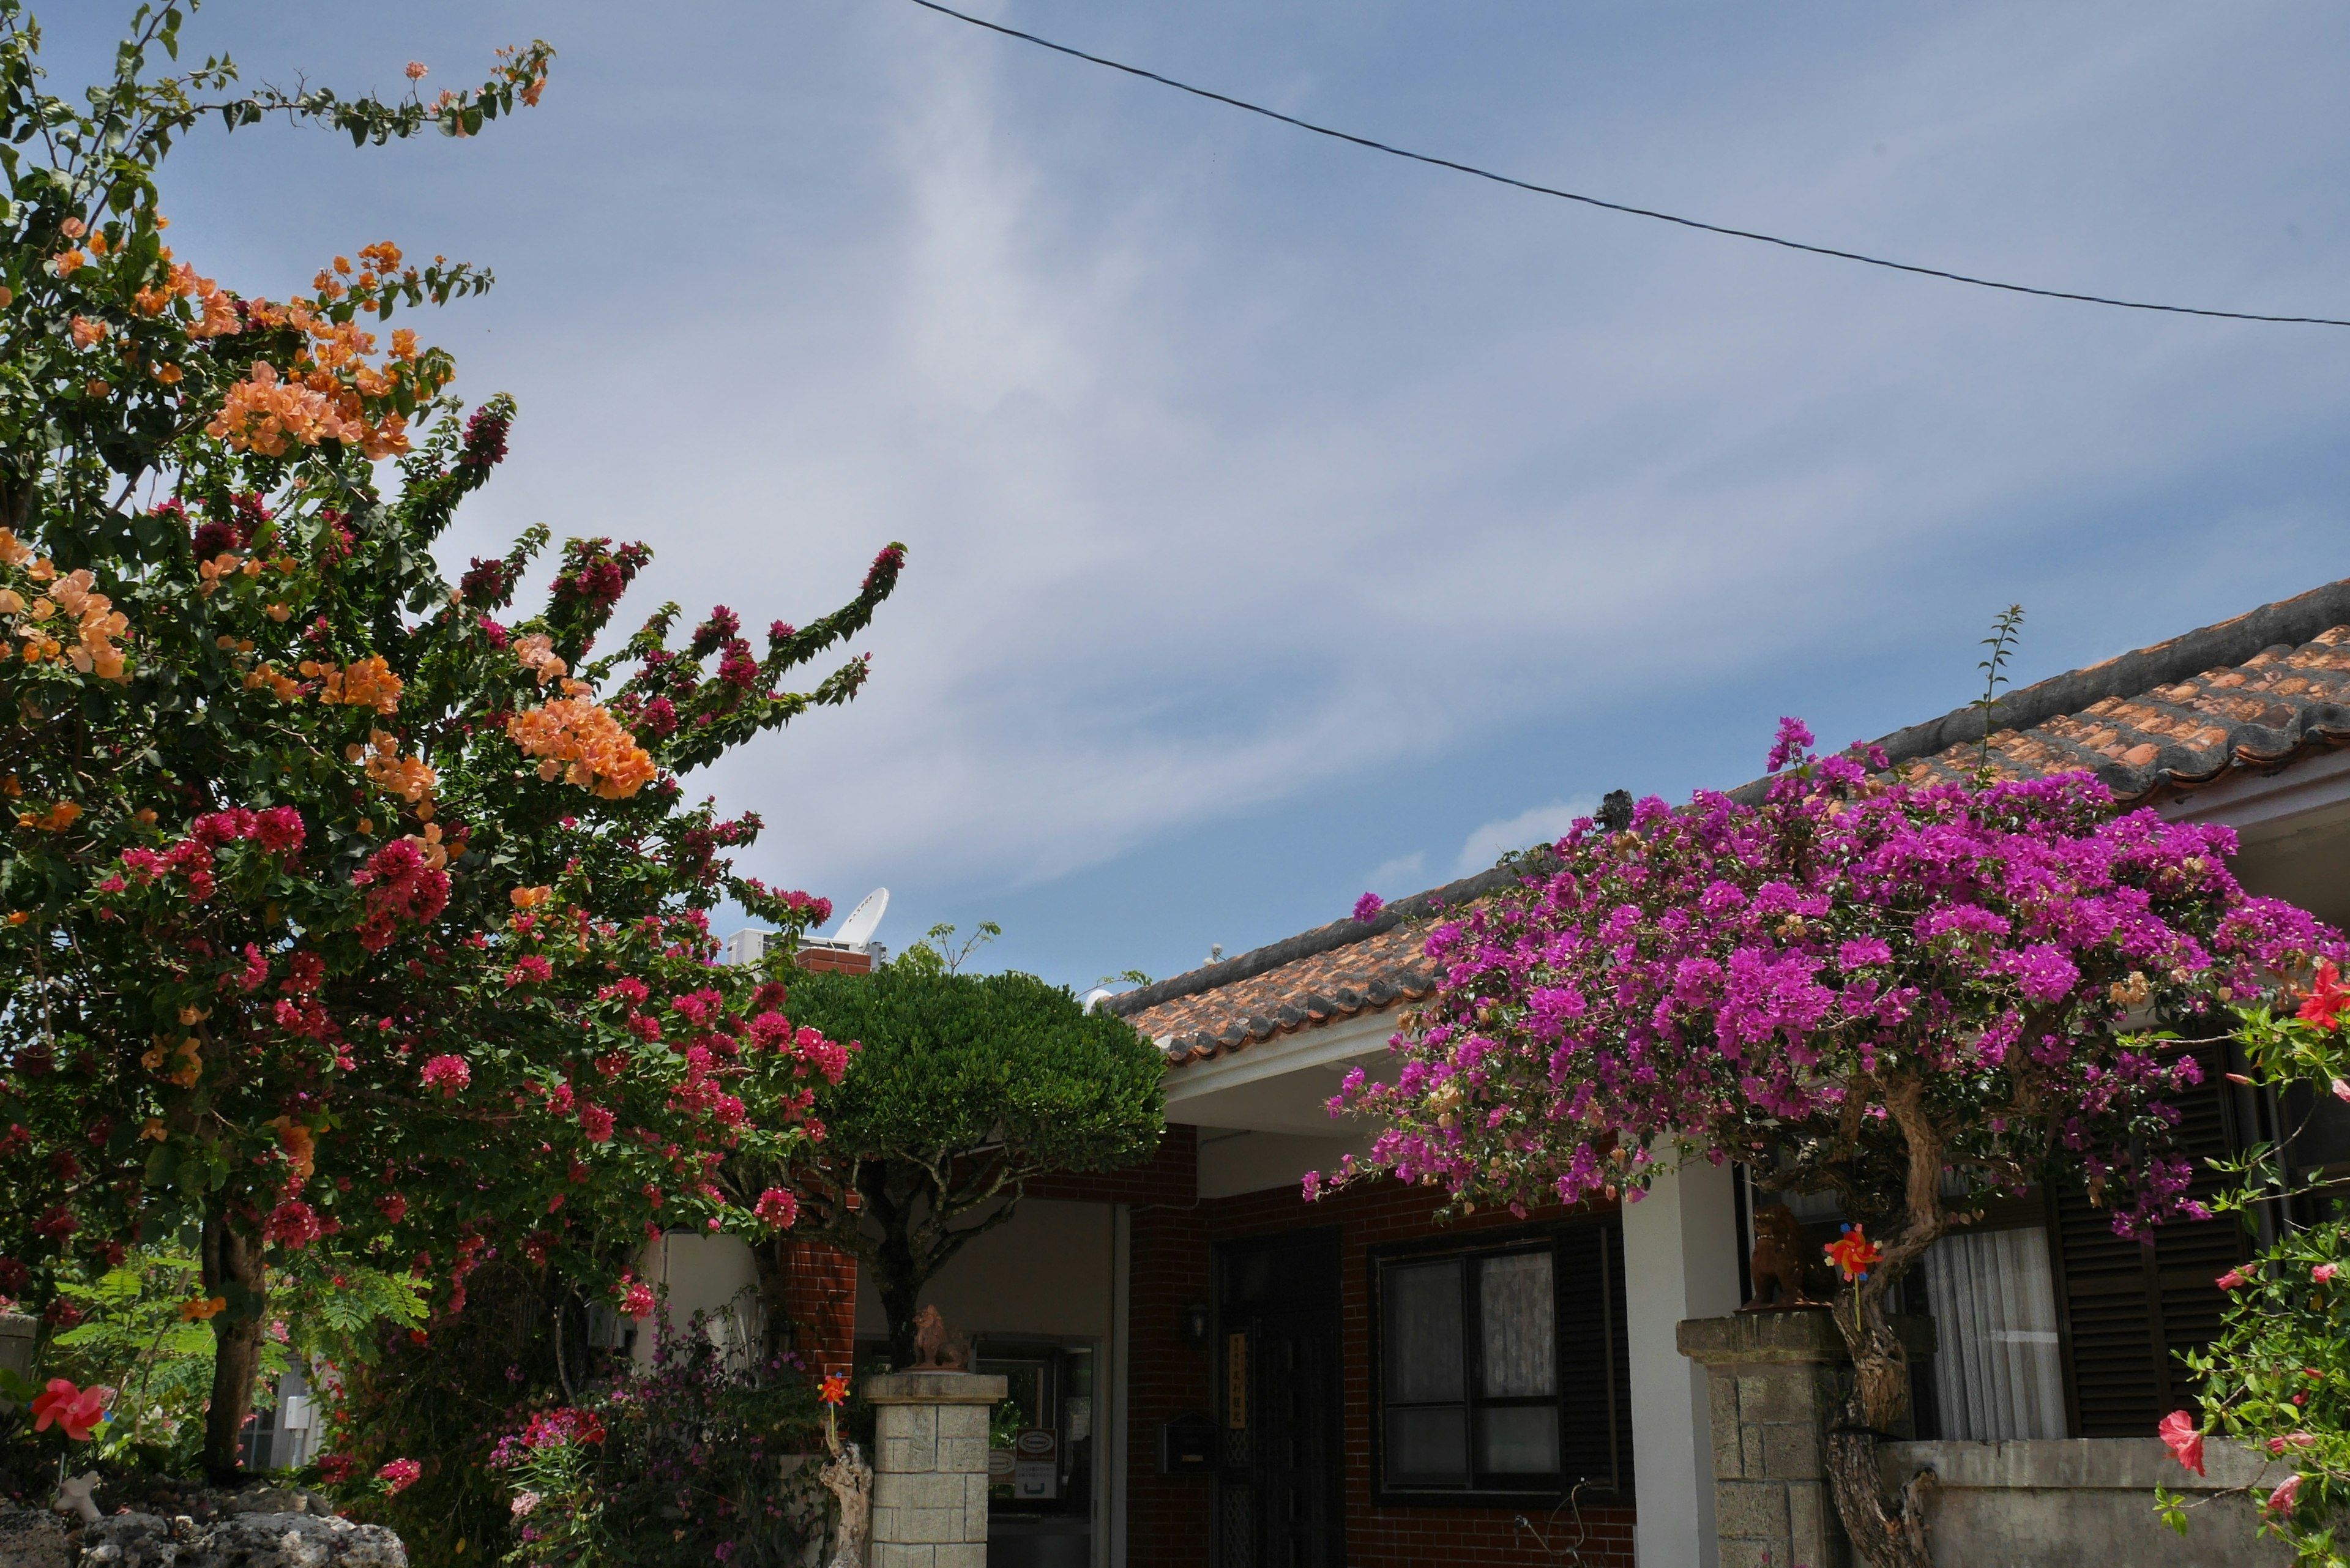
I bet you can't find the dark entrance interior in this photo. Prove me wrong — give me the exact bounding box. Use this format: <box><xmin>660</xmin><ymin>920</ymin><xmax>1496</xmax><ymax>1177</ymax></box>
<box><xmin>1215</xmin><ymin>1228</ymin><xmax>1345</xmax><ymax>1568</ymax></box>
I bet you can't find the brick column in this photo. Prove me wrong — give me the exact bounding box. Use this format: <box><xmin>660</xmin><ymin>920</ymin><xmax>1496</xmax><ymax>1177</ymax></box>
<box><xmin>1678</xmin><ymin>1312</ymin><xmax>1936</xmax><ymax>1568</ymax></box>
<box><xmin>778</xmin><ymin>1236</ymin><xmax>860</xmax><ymax>1373</ymax></box>
<box><xmin>866</xmin><ymin>1370</ymin><xmax>1007</xmax><ymax>1568</ymax></box>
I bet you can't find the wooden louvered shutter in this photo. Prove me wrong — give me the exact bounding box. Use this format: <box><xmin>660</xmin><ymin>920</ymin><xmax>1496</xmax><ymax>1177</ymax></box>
<box><xmin>1554</xmin><ymin>1222</ymin><xmax>1634</xmax><ymax>1495</ymax></box>
<box><xmin>2050</xmin><ymin>1054</ymin><xmax>2248</xmax><ymax>1436</ymax></box>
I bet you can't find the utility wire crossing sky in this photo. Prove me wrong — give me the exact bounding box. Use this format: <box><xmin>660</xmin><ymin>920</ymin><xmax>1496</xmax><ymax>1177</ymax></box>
<box><xmin>905</xmin><ymin>0</ymin><xmax>2350</xmax><ymax>330</ymax></box>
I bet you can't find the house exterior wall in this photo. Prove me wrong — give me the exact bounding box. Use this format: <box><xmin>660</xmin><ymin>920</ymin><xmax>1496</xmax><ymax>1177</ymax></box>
<box><xmin>1123</xmin><ymin>1150</ymin><xmax>1637</xmax><ymax>1568</ymax></box>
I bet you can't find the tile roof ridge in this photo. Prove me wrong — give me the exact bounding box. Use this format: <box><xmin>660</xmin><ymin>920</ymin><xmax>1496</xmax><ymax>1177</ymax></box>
<box><xmin>1101</xmin><ymin>856</ymin><xmax>1551</xmax><ymax>1020</ymax></box>
<box><xmin>1723</xmin><ymin>576</ymin><xmax>2350</xmax><ymax>805</ymax></box>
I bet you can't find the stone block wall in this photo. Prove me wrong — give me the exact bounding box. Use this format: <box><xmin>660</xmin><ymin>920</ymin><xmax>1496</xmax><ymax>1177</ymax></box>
<box><xmin>866</xmin><ymin>1371</ymin><xmax>1005</xmax><ymax>1568</ymax></box>
<box><xmin>1679</xmin><ymin>1312</ymin><xmax>1936</xmax><ymax>1568</ymax></box>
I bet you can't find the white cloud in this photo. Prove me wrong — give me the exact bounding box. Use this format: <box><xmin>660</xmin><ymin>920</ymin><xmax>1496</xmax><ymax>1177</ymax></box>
<box><xmin>1455</xmin><ymin>799</ymin><xmax>1598</xmax><ymax>878</ymax></box>
<box><xmin>1362</xmin><ymin>851</ymin><xmax>1427</xmax><ymax>894</ymax></box>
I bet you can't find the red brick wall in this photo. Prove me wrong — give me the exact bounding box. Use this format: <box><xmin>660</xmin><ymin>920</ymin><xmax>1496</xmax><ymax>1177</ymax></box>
<box><xmin>775</xmin><ymin>1235</ymin><xmax>860</xmax><ymax>1374</ymax></box>
<box><xmin>1125</xmin><ymin>1157</ymin><xmax>1635</xmax><ymax>1568</ymax></box>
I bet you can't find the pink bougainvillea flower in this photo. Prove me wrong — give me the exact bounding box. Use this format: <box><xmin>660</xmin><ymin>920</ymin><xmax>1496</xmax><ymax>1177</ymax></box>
<box><xmin>2267</xmin><ymin>1473</ymin><xmax>2302</xmax><ymax>1515</ymax></box>
<box><xmin>419</xmin><ymin>1054</ymin><xmax>471</xmax><ymax>1096</ymax></box>
<box><xmin>2300</xmin><ymin>960</ymin><xmax>2349</xmax><ymax>1031</ymax></box>
<box><xmin>2157</xmin><ymin>1410</ymin><xmax>2205</xmax><ymax>1476</ymax></box>
<box><xmin>2315</xmin><ymin>1263</ymin><xmax>2341</xmax><ymax>1283</ymax></box>
<box><xmin>30</xmin><ymin>1378</ymin><xmax>112</xmax><ymax>1441</ymax></box>
<box><xmin>753</xmin><ymin>1187</ymin><xmax>798</xmax><ymax>1228</ymax></box>
<box><xmin>377</xmin><ymin>1457</ymin><xmax>422</xmax><ymax>1495</ymax></box>
<box><xmin>1352</xmin><ymin>891</ymin><xmax>1384</xmax><ymax>924</ymax></box>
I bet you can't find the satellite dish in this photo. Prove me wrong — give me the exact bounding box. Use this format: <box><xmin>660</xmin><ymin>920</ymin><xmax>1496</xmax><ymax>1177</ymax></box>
<box><xmin>837</xmin><ymin>888</ymin><xmax>889</xmax><ymax>950</ymax></box>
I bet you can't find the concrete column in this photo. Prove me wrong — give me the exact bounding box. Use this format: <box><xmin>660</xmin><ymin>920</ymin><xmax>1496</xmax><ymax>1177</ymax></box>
<box><xmin>1622</xmin><ymin>1159</ymin><xmax>1743</xmax><ymax>1568</ymax></box>
<box><xmin>867</xmin><ymin>1371</ymin><xmax>1009</xmax><ymax>1568</ymax></box>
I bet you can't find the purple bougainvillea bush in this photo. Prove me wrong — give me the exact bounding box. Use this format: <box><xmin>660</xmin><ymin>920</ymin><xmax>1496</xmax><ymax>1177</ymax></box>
<box><xmin>1320</xmin><ymin>719</ymin><xmax>2343</xmax><ymax>1568</ymax></box>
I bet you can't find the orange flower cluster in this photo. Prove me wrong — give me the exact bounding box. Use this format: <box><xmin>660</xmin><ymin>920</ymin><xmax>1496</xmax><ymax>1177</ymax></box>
<box><xmin>301</xmin><ymin>655</ymin><xmax>403</xmax><ymax>714</ymax></box>
<box><xmin>206</xmin><ymin>359</ymin><xmax>409</xmax><ymax>460</ymax></box>
<box><xmin>509</xmin><ymin>884</ymin><xmax>554</xmax><ymax>911</ymax></box>
<box><xmin>242</xmin><ymin>663</ymin><xmax>302</xmax><ymax>701</ymax></box>
<box><xmin>357</xmin><ymin>730</ymin><xmax>437</xmax><ymax>805</ymax></box>
<box><xmin>130</xmin><ymin>249</ymin><xmax>242</xmax><ymax>339</ymax></box>
<box><xmin>507</xmin><ymin>698</ymin><xmax>657</xmax><ymax>799</ymax></box>
<box><xmin>196</xmin><ymin>548</ymin><xmax>269</xmax><ymax>597</ymax></box>
<box><xmin>15</xmin><ymin>801</ymin><xmax>81</xmax><ymax>833</ymax></box>
<box><xmin>50</xmin><ymin>570</ymin><xmax>128</xmax><ymax>681</ymax></box>
<box><xmin>268</xmin><ymin>1116</ymin><xmax>318</xmax><ymax>1185</ymax></box>
<box><xmin>141</xmin><ymin>1032</ymin><xmax>203</xmax><ymax>1088</ymax></box>
<box><xmin>0</xmin><ymin>534</ymin><xmax>126</xmax><ymax>681</ymax></box>
<box><xmin>513</xmin><ymin>632</ymin><xmax>568</xmax><ymax>685</ymax></box>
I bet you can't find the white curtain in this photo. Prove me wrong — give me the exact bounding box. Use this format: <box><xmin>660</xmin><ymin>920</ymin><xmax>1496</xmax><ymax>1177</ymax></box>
<box><xmin>1923</xmin><ymin>1226</ymin><xmax>2068</xmax><ymax>1441</ymax></box>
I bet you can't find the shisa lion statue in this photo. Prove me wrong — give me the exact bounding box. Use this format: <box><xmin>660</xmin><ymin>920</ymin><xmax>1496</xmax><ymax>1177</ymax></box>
<box><xmin>909</xmin><ymin>1305</ymin><xmax>969</xmax><ymax>1371</ymax></box>
<box><xmin>1741</xmin><ymin>1204</ymin><xmax>1822</xmax><ymax>1310</ymax></box>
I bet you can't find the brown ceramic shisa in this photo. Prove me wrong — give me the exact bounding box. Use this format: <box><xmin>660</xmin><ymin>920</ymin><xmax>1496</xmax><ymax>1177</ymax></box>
<box><xmin>1740</xmin><ymin>1204</ymin><xmax>1827</xmax><ymax>1310</ymax></box>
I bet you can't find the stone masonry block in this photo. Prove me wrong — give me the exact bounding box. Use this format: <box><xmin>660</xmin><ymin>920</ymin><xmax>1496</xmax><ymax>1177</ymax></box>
<box><xmin>871</xmin><ymin>1545</ymin><xmax>934</xmax><ymax>1568</ymax></box>
<box><xmin>1711</xmin><ymin>1376</ymin><xmax>1745</xmax><ymax>1479</ymax></box>
<box><xmin>932</xmin><ymin>1547</ymin><xmax>987</xmax><ymax>1568</ymax></box>
<box><xmin>1737</xmin><ymin>1370</ymin><xmax>1824</xmax><ymax>1426</ymax></box>
<box><xmin>962</xmin><ymin>1474</ymin><xmax>991</xmax><ymax>1540</ymax></box>
<box><xmin>1762</xmin><ymin>1421</ymin><xmax>1824</xmax><ymax>1482</ymax></box>
<box><xmin>1712</xmin><ymin>1480</ymin><xmax>1793</xmax><ymax>1542</ymax></box>
<box><xmin>874</xmin><ymin>1506</ymin><xmax>964</xmax><ymax>1546</ymax></box>
<box><xmin>878</xmin><ymin>1404</ymin><xmax>938</xmax><ymax>1444</ymax></box>
<box><xmin>936</xmin><ymin>1436</ymin><xmax>988</xmax><ymax>1474</ymax></box>
<box><xmin>936</xmin><ymin>1404</ymin><xmax>989</xmax><ymax>1440</ymax></box>
<box><xmin>1717</xmin><ymin>1544</ymin><xmax>1780</xmax><ymax>1568</ymax></box>
<box><xmin>1740</xmin><ymin>1425</ymin><xmax>1767</xmax><ymax>1477</ymax></box>
<box><xmin>1788</xmin><ymin>1480</ymin><xmax>1845</xmax><ymax>1568</ymax></box>
<box><xmin>876</xmin><ymin>1473</ymin><xmax>967</xmax><ymax>1513</ymax></box>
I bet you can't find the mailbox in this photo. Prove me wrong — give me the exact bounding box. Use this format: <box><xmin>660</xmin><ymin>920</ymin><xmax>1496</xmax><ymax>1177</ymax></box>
<box><xmin>1158</xmin><ymin>1411</ymin><xmax>1216</xmax><ymax>1476</ymax></box>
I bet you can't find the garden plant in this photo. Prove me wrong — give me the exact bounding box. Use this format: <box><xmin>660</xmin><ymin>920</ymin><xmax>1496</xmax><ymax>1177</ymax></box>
<box><xmin>1325</xmin><ymin>719</ymin><xmax>2342</xmax><ymax>1568</ymax></box>
<box><xmin>0</xmin><ymin>0</ymin><xmax>889</xmax><ymax>1495</ymax></box>
<box><xmin>768</xmin><ymin>947</ymin><xmax>1164</xmax><ymax>1368</ymax></box>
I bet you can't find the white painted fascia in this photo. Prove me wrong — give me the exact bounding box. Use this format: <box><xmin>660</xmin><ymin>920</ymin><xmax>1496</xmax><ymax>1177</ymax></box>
<box><xmin>2159</xmin><ymin>747</ymin><xmax>2350</xmax><ymax>835</ymax></box>
<box><xmin>1162</xmin><ymin>1005</ymin><xmax>1401</xmax><ymax>1111</ymax></box>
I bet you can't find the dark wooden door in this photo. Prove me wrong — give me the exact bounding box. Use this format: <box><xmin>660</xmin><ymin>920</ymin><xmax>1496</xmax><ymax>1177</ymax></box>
<box><xmin>1217</xmin><ymin>1230</ymin><xmax>1344</xmax><ymax>1568</ymax></box>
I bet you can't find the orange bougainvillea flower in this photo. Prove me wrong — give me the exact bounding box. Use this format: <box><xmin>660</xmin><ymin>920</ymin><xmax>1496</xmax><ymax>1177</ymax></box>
<box><xmin>1824</xmin><ymin>1223</ymin><xmax>1883</xmax><ymax>1283</ymax></box>
<box><xmin>17</xmin><ymin>801</ymin><xmax>82</xmax><ymax>832</ymax></box>
<box><xmin>507</xmin><ymin>698</ymin><xmax>655</xmax><ymax>799</ymax></box>
<box><xmin>179</xmin><ymin>1295</ymin><xmax>228</xmax><ymax>1323</ymax></box>
<box><xmin>510</xmin><ymin>885</ymin><xmax>553</xmax><ymax>911</ymax></box>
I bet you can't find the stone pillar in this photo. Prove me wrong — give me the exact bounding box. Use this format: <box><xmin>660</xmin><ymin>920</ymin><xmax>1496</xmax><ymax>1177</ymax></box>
<box><xmin>1624</xmin><ymin>1162</ymin><xmax>1744</xmax><ymax>1568</ymax></box>
<box><xmin>1676</xmin><ymin>1312</ymin><xmax>1934</xmax><ymax>1568</ymax></box>
<box><xmin>867</xmin><ymin>1370</ymin><xmax>1007</xmax><ymax>1568</ymax></box>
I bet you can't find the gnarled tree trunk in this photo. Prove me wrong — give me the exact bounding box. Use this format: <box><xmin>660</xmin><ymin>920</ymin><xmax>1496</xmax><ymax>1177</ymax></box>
<box><xmin>201</xmin><ymin>1208</ymin><xmax>266</xmax><ymax>1482</ymax></box>
<box><xmin>1821</xmin><ymin>1073</ymin><xmax>1950</xmax><ymax>1568</ymax></box>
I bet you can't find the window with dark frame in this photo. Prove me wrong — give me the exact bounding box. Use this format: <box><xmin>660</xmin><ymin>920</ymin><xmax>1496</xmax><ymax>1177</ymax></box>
<box><xmin>1372</xmin><ymin>1223</ymin><xmax>1630</xmax><ymax>1501</ymax></box>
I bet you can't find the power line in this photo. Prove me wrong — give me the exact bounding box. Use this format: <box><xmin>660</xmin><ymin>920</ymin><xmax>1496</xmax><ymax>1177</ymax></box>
<box><xmin>901</xmin><ymin>0</ymin><xmax>2350</xmax><ymax>330</ymax></box>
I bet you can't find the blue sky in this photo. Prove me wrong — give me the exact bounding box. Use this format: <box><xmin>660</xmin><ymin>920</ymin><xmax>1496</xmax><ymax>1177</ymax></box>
<box><xmin>51</xmin><ymin>1</ymin><xmax>2350</xmax><ymax>990</ymax></box>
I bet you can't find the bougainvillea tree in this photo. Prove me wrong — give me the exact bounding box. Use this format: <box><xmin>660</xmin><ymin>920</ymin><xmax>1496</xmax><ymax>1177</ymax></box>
<box><xmin>0</xmin><ymin>5</ymin><xmax>884</xmax><ymax>1479</ymax></box>
<box><xmin>1323</xmin><ymin>720</ymin><xmax>2341</xmax><ymax>1567</ymax></box>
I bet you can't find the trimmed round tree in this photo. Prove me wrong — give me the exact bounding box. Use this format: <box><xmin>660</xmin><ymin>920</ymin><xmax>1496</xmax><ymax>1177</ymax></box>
<box><xmin>764</xmin><ymin>965</ymin><xmax>1165</xmax><ymax>1368</ymax></box>
<box><xmin>0</xmin><ymin>8</ymin><xmax>882</xmax><ymax>1478</ymax></box>
<box><xmin>1324</xmin><ymin>720</ymin><xmax>2341</xmax><ymax>1568</ymax></box>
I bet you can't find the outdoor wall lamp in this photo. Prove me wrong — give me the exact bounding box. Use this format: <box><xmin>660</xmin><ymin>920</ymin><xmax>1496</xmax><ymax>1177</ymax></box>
<box><xmin>1181</xmin><ymin>1302</ymin><xmax>1210</xmax><ymax>1348</ymax></box>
